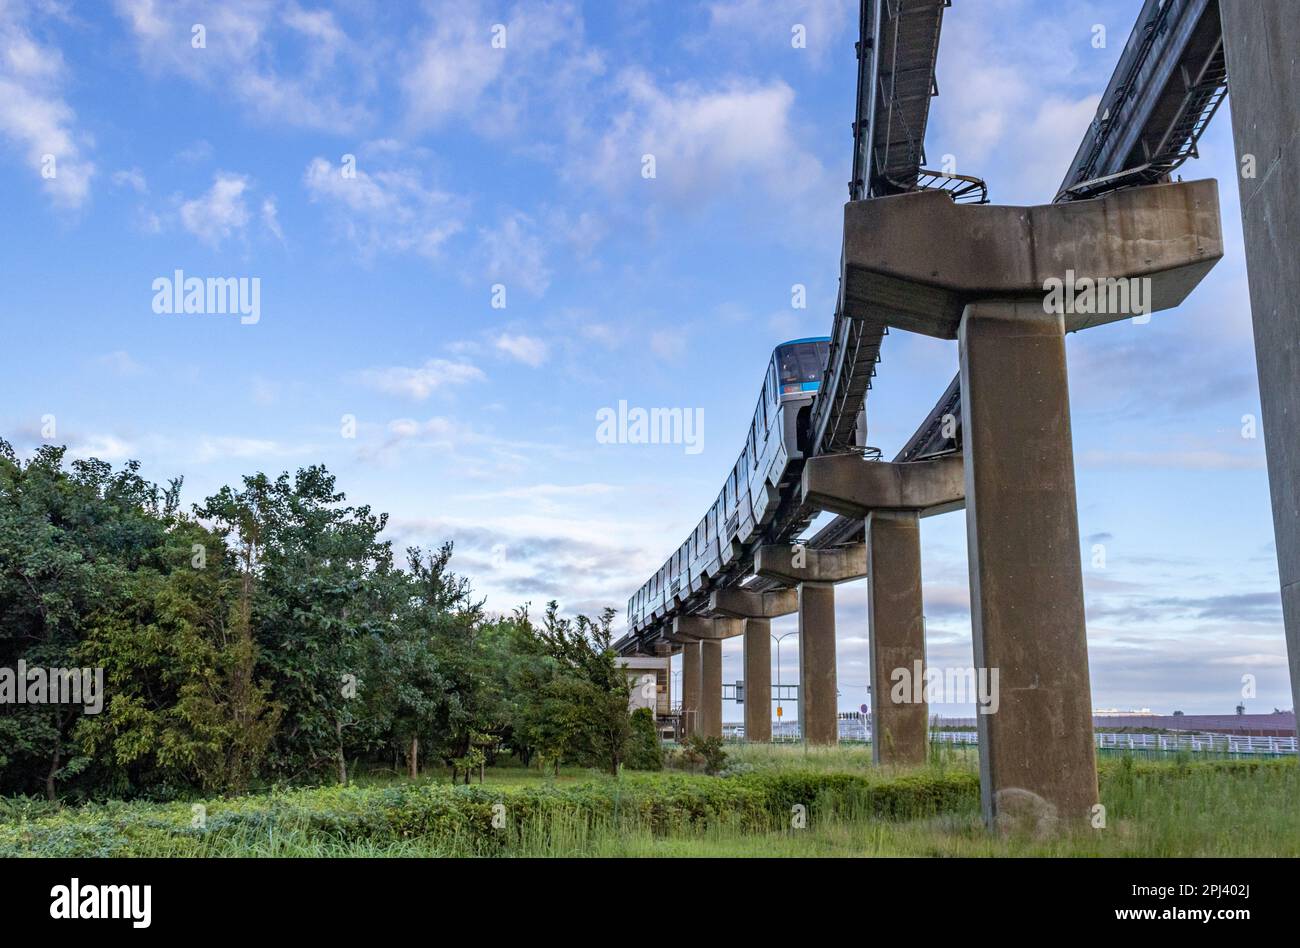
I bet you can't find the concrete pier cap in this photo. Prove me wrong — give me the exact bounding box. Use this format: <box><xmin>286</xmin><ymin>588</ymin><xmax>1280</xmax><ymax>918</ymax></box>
<box><xmin>802</xmin><ymin>455</ymin><xmax>965</xmax><ymax>519</ymax></box>
<box><xmin>709</xmin><ymin>587</ymin><xmax>798</xmax><ymax>619</ymax></box>
<box><xmin>841</xmin><ymin>179</ymin><xmax>1223</xmax><ymax>339</ymax></box>
<box><xmin>754</xmin><ymin>543</ymin><xmax>867</xmax><ymax>585</ymax></box>
<box><xmin>671</xmin><ymin>615</ymin><xmax>743</xmax><ymax>641</ymax></box>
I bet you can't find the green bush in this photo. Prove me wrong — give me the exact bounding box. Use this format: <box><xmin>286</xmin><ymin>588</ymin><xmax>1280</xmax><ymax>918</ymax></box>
<box><xmin>625</xmin><ymin>709</ymin><xmax>663</xmax><ymax>771</ymax></box>
<box><xmin>679</xmin><ymin>735</ymin><xmax>728</xmax><ymax>775</ymax></box>
<box><xmin>0</xmin><ymin>766</ymin><xmax>984</xmax><ymax>857</ymax></box>
<box><xmin>6</xmin><ymin>758</ymin><xmax>1286</xmax><ymax>857</ymax></box>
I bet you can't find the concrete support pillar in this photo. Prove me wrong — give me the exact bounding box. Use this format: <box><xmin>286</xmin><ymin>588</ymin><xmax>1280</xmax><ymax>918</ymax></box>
<box><xmin>743</xmin><ymin>618</ymin><xmax>772</xmax><ymax>742</ymax></box>
<box><xmin>836</xmin><ymin>178</ymin><xmax>1220</xmax><ymax>831</ymax></box>
<box><xmin>866</xmin><ymin>510</ymin><xmax>928</xmax><ymax>766</ymax></box>
<box><xmin>960</xmin><ymin>300</ymin><xmax>1098</xmax><ymax>829</ymax></box>
<box><xmin>1221</xmin><ymin>0</ymin><xmax>1300</xmax><ymax>722</ymax></box>
<box><xmin>699</xmin><ymin>638</ymin><xmax>723</xmax><ymax>739</ymax></box>
<box><xmin>680</xmin><ymin>640</ymin><xmax>701</xmax><ymax>738</ymax></box>
<box><xmin>798</xmin><ymin>582</ymin><xmax>838</xmax><ymax>745</ymax></box>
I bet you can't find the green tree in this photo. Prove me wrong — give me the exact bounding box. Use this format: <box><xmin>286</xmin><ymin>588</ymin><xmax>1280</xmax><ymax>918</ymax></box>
<box><xmin>626</xmin><ymin>707</ymin><xmax>663</xmax><ymax>771</ymax></box>
<box><xmin>0</xmin><ymin>444</ymin><xmax>174</xmax><ymax>798</ymax></box>
<box><xmin>76</xmin><ymin>514</ymin><xmax>281</xmax><ymax>796</ymax></box>
<box><xmin>523</xmin><ymin>602</ymin><xmax>632</xmax><ymax>776</ymax></box>
<box><xmin>195</xmin><ymin>466</ymin><xmax>395</xmax><ymax>785</ymax></box>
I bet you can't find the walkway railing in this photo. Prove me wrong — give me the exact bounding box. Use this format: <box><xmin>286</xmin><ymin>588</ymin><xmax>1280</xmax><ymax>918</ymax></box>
<box><xmin>720</xmin><ymin>721</ymin><xmax>1297</xmax><ymax>755</ymax></box>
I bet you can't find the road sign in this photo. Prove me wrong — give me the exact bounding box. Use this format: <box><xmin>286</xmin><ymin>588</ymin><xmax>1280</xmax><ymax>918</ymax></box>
<box><xmin>860</xmin><ymin>704</ymin><xmax>869</xmax><ymax>714</ymax></box>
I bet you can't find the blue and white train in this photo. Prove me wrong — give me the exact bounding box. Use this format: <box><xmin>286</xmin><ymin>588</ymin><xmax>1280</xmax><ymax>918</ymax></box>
<box><xmin>626</xmin><ymin>337</ymin><xmax>831</xmax><ymax>633</ymax></box>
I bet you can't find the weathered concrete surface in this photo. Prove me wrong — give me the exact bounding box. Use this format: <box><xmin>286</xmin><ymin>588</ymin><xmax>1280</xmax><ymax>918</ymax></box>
<box><xmin>1221</xmin><ymin>0</ymin><xmax>1300</xmax><ymax>723</ymax></box>
<box><xmin>799</xmin><ymin>582</ymin><xmax>839</xmax><ymax>746</ymax></box>
<box><xmin>672</xmin><ymin>615</ymin><xmax>743</xmax><ymax>640</ymax></box>
<box><xmin>710</xmin><ymin>587</ymin><xmax>798</xmax><ymax>619</ymax></box>
<box><xmin>743</xmin><ymin>618</ymin><xmax>772</xmax><ymax>742</ymax></box>
<box><xmin>960</xmin><ymin>299</ymin><xmax>1098</xmax><ymax>829</ymax></box>
<box><xmin>803</xmin><ymin>455</ymin><xmax>965</xmax><ymax>518</ymax></box>
<box><xmin>700</xmin><ymin>639</ymin><xmax>723</xmax><ymax>739</ymax></box>
<box><xmin>755</xmin><ymin>543</ymin><xmax>867</xmax><ymax>586</ymax></box>
<box><xmin>866</xmin><ymin>511</ymin><xmax>929</xmax><ymax>766</ymax></box>
<box><xmin>842</xmin><ymin>180</ymin><xmax>1223</xmax><ymax>338</ymax></box>
<box><xmin>680</xmin><ymin>639</ymin><xmax>701</xmax><ymax>738</ymax></box>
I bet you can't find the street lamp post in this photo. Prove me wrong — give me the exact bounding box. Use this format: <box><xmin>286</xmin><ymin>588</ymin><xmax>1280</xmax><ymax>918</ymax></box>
<box><xmin>771</xmin><ymin>630</ymin><xmax>797</xmax><ymax>740</ymax></box>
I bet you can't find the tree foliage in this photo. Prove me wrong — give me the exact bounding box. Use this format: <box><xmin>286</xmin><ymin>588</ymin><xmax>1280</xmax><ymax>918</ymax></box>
<box><xmin>0</xmin><ymin>442</ymin><xmax>644</xmax><ymax>799</ymax></box>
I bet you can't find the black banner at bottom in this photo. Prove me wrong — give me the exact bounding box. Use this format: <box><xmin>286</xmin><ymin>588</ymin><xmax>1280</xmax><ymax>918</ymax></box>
<box><xmin>0</xmin><ymin>856</ymin><xmax>1280</xmax><ymax>933</ymax></box>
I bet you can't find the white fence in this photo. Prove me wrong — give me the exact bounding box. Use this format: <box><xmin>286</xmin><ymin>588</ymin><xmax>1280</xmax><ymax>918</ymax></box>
<box><xmin>721</xmin><ymin>721</ymin><xmax>1297</xmax><ymax>755</ymax></box>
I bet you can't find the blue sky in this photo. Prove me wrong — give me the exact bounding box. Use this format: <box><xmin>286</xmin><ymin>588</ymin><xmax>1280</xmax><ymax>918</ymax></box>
<box><xmin>0</xmin><ymin>0</ymin><xmax>1287</xmax><ymax>717</ymax></box>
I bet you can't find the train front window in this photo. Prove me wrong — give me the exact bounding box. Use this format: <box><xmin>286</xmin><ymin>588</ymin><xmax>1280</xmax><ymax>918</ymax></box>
<box><xmin>777</xmin><ymin>341</ymin><xmax>828</xmax><ymax>392</ymax></box>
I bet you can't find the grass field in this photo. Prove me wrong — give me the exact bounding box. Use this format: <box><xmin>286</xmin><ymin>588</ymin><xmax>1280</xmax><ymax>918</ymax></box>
<box><xmin>3</xmin><ymin>745</ymin><xmax>1296</xmax><ymax>857</ymax></box>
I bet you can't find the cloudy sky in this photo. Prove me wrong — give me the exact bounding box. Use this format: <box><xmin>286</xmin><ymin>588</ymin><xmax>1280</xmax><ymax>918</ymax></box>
<box><xmin>1</xmin><ymin>0</ymin><xmax>1287</xmax><ymax>718</ymax></box>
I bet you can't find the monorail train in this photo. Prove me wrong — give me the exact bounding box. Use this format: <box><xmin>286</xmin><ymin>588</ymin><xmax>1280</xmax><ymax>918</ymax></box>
<box><xmin>626</xmin><ymin>337</ymin><xmax>831</xmax><ymax>633</ymax></box>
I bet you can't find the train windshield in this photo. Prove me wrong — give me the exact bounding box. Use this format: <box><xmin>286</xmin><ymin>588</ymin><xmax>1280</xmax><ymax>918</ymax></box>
<box><xmin>777</xmin><ymin>340</ymin><xmax>830</xmax><ymax>392</ymax></box>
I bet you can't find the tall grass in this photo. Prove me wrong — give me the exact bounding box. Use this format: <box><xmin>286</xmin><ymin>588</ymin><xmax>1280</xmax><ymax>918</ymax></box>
<box><xmin>3</xmin><ymin>750</ymin><xmax>1295</xmax><ymax>858</ymax></box>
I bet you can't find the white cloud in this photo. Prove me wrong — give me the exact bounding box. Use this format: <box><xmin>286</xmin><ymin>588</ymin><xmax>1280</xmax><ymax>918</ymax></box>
<box><xmin>357</xmin><ymin>358</ymin><xmax>486</xmax><ymax>400</ymax></box>
<box><xmin>584</xmin><ymin>69</ymin><xmax>828</xmax><ymax>207</ymax></box>
<box><xmin>649</xmin><ymin>329</ymin><xmax>687</xmax><ymax>360</ymax></box>
<box><xmin>1078</xmin><ymin>448</ymin><xmax>1265</xmax><ymax>471</ymax></box>
<box><xmin>113</xmin><ymin>0</ymin><xmax>370</xmax><ymax>133</ymax></box>
<box><xmin>495</xmin><ymin>333</ymin><xmax>549</xmax><ymax>367</ymax></box>
<box><xmin>479</xmin><ymin>212</ymin><xmax>551</xmax><ymax>295</ymax></box>
<box><xmin>261</xmin><ymin>196</ymin><xmax>283</xmax><ymax>241</ymax></box>
<box><xmin>1014</xmin><ymin>94</ymin><xmax>1102</xmax><ymax>202</ymax></box>
<box><xmin>111</xmin><ymin>167</ymin><xmax>148</xmax><ymax>193</ymax></box>
<box><xmin>176</xmin><ymin>139</ymin><xmax>213</xmax><ymax>163</ymax></box>
<box><xmin>927</xmin><ymin>0</ymin><xmax>1098</xmax><ymax>203</ymax></box>
<box><xmin>179</xmin><ymin>172</ymin><xmax>251</xmax><ymax>247</ymax></box>
<box><xmin>303</xmin><ymin>154</ymin><xmax>464</xmax><ymax>260</ymax></box>
<box><xmin>67</xmin><ymin>434</ymin><xmax>134</xmax><ymax>462</ymax></box>
<box><xmin>402</xmin><ymin>2</ymin><xmax>505</xmax><ymax>130</ymax></box>
<box><xmin>0</xmin><ymin>4</ymin><xmax>95</xmax><ymax>208</ymax></box>
<box><xmin>95</xmin><ymin>350</ymin><xmax>143</xmax><ymax>376</ymax></box>
<box><xmin>401</xmin><ymin>0</ymin><xmax>602</xmax><ymax>138</ymax></box>
<box><xmin>701</xmin><ymin>0</ymin><xmax>855</xmax><ymax>67</ymax></box>
<box><xmin>192</xmin><ymin>435</ymin><xmax>290</xmax><ymax>465</ymax></box>
<box><xmin>579</xmin><ymin>322</ymin><xmax>624</xmax><ymax>348</ymax></box>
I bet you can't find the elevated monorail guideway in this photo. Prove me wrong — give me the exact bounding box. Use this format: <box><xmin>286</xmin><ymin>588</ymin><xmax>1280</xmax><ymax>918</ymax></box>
<box><xmin>1056</xmin><ymin>0</ymin><xmax>1228</xmax><ymax>203</ymax></box>
<box><xmin>614</xmin><ymin>0</ymin><xmax>958</xmax><ymax>658</ymax></box>
<box><xmin>810</xmin><ymin>0</ymin><xmax>960</xmax><ymax>463</ymax></box>
<box><xmin>817</xmin><ymin>0</ymin><xmax>1233</xmax><ymax>553</ymax></box>
<box><xmin>616</xmin><ymin>0</ymin><xmax>1234</xmax><ymax>660</ymax></box>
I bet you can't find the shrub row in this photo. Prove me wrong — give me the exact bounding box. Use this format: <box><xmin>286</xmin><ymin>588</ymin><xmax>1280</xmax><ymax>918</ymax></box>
<box><xmin>7</xmin><ymin>757</ymin><xmax>1283</xmax><ymax>857</ymax></box>
<box><xmin>0</xmin><ymin>768</ymin><xmax>981</xmax><ymax>857</ymax></box>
